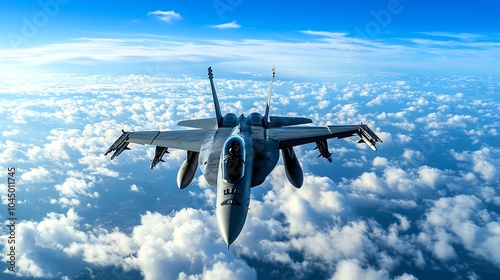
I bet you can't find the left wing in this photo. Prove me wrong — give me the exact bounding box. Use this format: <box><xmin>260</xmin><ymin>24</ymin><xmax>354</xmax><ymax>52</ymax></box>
<box><xmin>269</xmin><ymin>124</ymin><xmax>382</xmax><ymax>151</ymax></box>
<box><xmin>105</xmin><ymin>129</ymin><xmax>211</xmax><ymax>160</ymax></box>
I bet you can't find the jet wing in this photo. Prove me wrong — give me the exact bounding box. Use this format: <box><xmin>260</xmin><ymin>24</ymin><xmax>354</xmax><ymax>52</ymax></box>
<box><xmin>105</xmin><ymin>129</ymin><xmax>211</xmax><ymax>160</ymax></box>
<box><xmin>177</xmin><ymin>118</ymin><xmax>217</xmax><ymax>129</ymax></box>
<box><xmin>269</xmin><ymin>124</ymin><xmax>382</xmax><ymax>150</ymax></box>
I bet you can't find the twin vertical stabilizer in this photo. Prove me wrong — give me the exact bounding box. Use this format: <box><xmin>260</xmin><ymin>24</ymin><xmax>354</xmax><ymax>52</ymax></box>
<box><xmin>208</xmin><ymin>66</ymin><xmax>223</xmax><ymax>128</ymax></box>
<box><xmin>263</xmin><ymin>66</ymin><xmax>275</xmax><ymax>128</ymax></box>
<box><xmin>206</xmin><ymin>66</ymin><xmax>311</xmax><ymax>129</ymax></box>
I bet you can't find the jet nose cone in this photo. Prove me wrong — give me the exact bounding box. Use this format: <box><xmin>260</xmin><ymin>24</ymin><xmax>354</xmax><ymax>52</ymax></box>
<box><xmin>216</xmin><ymin>201</ymin><xmax>248</xmax><ymax>249</ymax></box>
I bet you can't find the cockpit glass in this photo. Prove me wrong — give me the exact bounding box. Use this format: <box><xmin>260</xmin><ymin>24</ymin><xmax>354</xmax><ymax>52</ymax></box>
<box><xmin>222</xmin><ymin>138</ymin><xmax>245</xmax><ymax>183</ymax></box>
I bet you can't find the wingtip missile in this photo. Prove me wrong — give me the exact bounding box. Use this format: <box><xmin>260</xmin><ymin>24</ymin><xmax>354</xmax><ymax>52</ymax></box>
<box><xmin>110</xmin><ymin>143</ymin><xmax>130</xmax><ymax>160</ymax></box>
<box><xmin>357</xmin><ymin>124</ymin><xmax>382</xmax><ymax>151</ymax></box>
<box><xmin>105</xmin><ymin>131</ymin><xmax>131</xmax><ymax>156</ymax></box>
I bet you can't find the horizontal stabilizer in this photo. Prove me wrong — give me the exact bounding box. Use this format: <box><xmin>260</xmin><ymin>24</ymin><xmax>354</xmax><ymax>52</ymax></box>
<box><xmin>269</xmin><ymin>116</ymin><xmax>312</xmax><ymax>128</ymax></box>
<box><xmin>178</xmin><ymin>118</ymin><xmax>217</xmax><ymax>129</ymax></box>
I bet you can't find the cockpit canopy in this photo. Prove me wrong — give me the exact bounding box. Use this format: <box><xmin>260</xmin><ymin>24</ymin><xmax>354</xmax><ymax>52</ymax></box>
<box><xmin>222</xmin><ymin>136</ymin><xmax>245</xmax><ymax>183</ymax></box>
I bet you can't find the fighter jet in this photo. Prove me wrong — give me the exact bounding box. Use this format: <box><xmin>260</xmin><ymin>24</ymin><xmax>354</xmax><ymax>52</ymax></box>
<box><xmin>105</xmin><ymin>67</ymin><xmax>382</xmax><ymax>249</ymax></box>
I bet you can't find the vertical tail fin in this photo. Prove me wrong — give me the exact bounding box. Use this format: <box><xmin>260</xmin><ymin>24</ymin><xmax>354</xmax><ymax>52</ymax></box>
<box><xmin>208</xmin><ymin>66</ymin><xmax>223</xmax><ymax>127</ymax></box>
<box><xmin>263</xmin><ymin>66</ymin><xmax>275</xmax><ymax>128</ymax></box>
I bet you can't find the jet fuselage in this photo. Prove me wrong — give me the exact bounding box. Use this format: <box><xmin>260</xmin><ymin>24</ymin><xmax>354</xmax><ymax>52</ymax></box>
<box><xmin>199</xmin><ymin>113</ymin><xmax>279</xmax><ymax>246</ymax></box>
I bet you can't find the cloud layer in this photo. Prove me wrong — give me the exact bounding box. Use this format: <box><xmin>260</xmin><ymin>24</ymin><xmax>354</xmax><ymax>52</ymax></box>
<box><xmin>1</xmin><ymin>72</ymin><xmax>499</xmax><ymax>279</ymax></box>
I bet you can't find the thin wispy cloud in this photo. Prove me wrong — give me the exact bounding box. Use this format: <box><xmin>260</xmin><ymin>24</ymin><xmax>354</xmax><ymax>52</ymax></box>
<box><xmin>147</xmin><ymin>10</ymin><xmax>182</xmax><ymax>23</ymax></box>
<box><xmin>210</xmin><ymin>20</ymin><xmax>242</xmax><ymax>29</ymax></box>
<box><xmin>1</xmin><ymin>31</ymin><xmax>498</xmax><ymax>76</ymax></box>
<box><xmin>418</xmin><ymin>31</ymin><xmax>488</xmax><ymax>41</ymax></box>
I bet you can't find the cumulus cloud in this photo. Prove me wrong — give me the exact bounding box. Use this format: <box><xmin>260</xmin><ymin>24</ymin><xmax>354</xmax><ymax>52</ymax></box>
<box><xmin>2</xmin><ymin>72</ymin><xmax>500</xmax><ymax>279</ymax></box>
<box><xmin>0</xmin><ymin>140</ymin><xmax>26</xmax><ymax>164</ymax></box>
<box><xmin>2</xmin><ymin>129</ymin><xmax>20</xmax><ymax>137</ymax></box>
<box><xmin>147</xmin><ymin>10</ymin><xmax>182</xmax><ymax>23</ymax></box>
<box><xmin>20</xmin><ymin>166</ymin><xmax>53</xmax><ymax>183</ymax></box>
<box><xmin>352</xmin><ymin>172</ymin><xmax>384</xmax><ymax>194</ymax></box>
<box><xmin>331</xmin><ymin>259</ymin><xmax>389</xmax><ymax>280</ymax></box>
<box><xmin>372</xmin><ymin>156</ymin><xmax>389</xmax><ymax>167</ymax></box>
<box><xmin>6</xmin><ymin>209</ymin><xmax>88</xmax><ymax>278</ymax></box>
<box><xmin>3</xmin><ymin>208</ymin><xmax>257</xmax><ymax>279</ymax></box>
<box><xmin>421</xmin><ymin>195</ymin><xmax>500</xmax><ymax>266</ymax></box>
<box><xmin>51</xmin><ymin>177</ymin><xmax>98</xmax><ymax>208</ymax></box>
<box><xmin>452</xmin><ymin>147</ymin><xmax>499</xmax><ymax>182</ymax></box>
<box><xmin>130</xmin><ymin>184</ymin><xmax>143</xmax><ymax>193</ymax></box>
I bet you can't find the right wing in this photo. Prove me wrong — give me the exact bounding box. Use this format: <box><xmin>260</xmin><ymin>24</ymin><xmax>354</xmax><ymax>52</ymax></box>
<box><xmin>269</xmin><ymin>124</ymin><xmax>382</xmax><ymax>150</ymax></box>
<box><xmin>105</xmin><ymin>129</ymin><xmax>212</xmax><ymax>161</ymax></box>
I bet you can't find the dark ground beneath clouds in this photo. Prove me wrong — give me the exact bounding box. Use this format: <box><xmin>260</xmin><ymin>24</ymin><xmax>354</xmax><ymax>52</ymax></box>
<box><xmin>0</xmin><ymin>72</ymin><xmax>499</xmax><ymax>279</ymax></box>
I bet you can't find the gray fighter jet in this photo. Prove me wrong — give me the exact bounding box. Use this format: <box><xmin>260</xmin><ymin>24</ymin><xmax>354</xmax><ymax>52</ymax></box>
<box><xmin>105</xmin><ymin>67</ymin><xmax>382</xmax><ymax>249</ymax></box>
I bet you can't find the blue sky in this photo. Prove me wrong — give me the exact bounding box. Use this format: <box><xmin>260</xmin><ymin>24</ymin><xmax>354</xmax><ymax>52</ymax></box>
<box><xmin>1</xmin><ymin>1</ymin><xmax>500</xmax><ymax>280</ymax></box>
<box><xmin>1</xmin><ymin>0</ymin><xmax>499</xmax><ymax>76</ymax></box>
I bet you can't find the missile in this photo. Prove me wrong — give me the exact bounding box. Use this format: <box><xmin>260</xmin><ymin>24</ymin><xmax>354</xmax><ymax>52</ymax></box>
<box><xmin>150</xmin><ymin>146</ymin><xmax>169</xmax><ymax>169</ymax></box>
<box><xmin>357</xmin><ymin>124</ymin><xmax>381</xmax><ymax>151</ymax></box>
<box><xmin>105</xmin><ymin>130</ymin><xmax>131</xmax><ymax>155</ymax></box>
<box><xmin>314</xmin><ymin>140</ymin><xmax>333</xmax><ymax>163</ymax></box>
<box><xmin>358</xmin><ymin>135</ymin><xmax>377</xmax><ymax>151</ymax></box>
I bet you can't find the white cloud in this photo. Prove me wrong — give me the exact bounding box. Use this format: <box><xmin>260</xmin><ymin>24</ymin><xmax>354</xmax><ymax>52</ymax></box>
<box><xmin>20</xmin><ymin>166</ymin><xmax>53</xmax><ymax>183</ymax></box>
<box><xmin>395</xmin><ymin>273</ymin><xmax>419</xmax><ymax>280</ymax></box>
<box><xmin>2</xmin><ymin>72</ymin><xmax>500</xmax><ymax>279</ymax></box>
<box><xmin>421</xmin><ymin>195</ymin><xmax>500</xmax><ymax>266</ymax></box>
<box><xmin>54</xmin><ymin>177</ymin><xmax>96</xmax><ymax>198</ymax></box>
<box><xmin>352</xmin><ymin>172</ymin><xmax>384</xmax><ymax>194</ymax></box>
<box><xmin>8</xmin><ymin>209</ymin><xmax>87</xmax><ymax>278</ymax></box>
<box><xmin>147</xmin><ymin>10</ymin><xmax>182</xmax><ymax>23</ymax></box>
<box><xmin>210</xmin><ymin>20</ymin><xmax>242</xmax><ymax>29</ymax></box>
<box><xmin>52</xmin><ymin>177</ymin><xmax>98</xmax><ymax>207</ymax></box>
<box><xmin>263</xmin><ymin>167</ymin><xmax>345</xmax><ymax>235</ymax></box>
<box><xmin>373</xmin><ymin>156</ymin><xmax>388</xmax><ymax>167</ymax></box>
<box><xmin>452</xmin><ymin>147</ymin><xmax>498</xmax><ymax>182</ymax></box>
<box><xmin>402</xmin><ymin>149</ymin><xmax>424</xmax><ymax>163</ymax></box>
<box><xmin>2</xmin><ymin>129</ymin><xmax>20</xmax><ymax>137</ymax></box>
<box><xmin>396</xmin><ymin>134</ymin><xmax>411</xmax><ymax>144</ymax></box>
<box><xmin>130</xmin><ymin>184</ymin><xmax>143</xmax><ymax>192</ymax></box>
<box><xmin>0</xmin><ymin>140</ymin><xmax>26</xmax><ymax>164</ymax></box>
<box><xmin>331</xmin><ymin>259</ymin><xmax>389</xmax><ymax>280</ymax></box>
<box><xmin>417</xmin><ymin>166</ymin><xmax>442</xmax><ymax>188</ymax></box>
<box><xmin>6</xmin><ymin>208</ymin><xmax>257</xmax><ymax>279</ymax></box>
